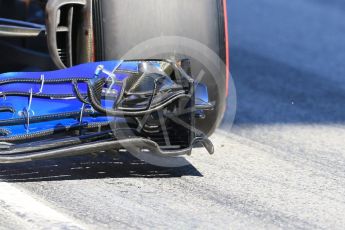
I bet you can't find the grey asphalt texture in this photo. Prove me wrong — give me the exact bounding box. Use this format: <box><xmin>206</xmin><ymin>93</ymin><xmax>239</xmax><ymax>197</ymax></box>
<box><xmin>1</xmin><ymin>0</ymin><xmax>345</xmax><ymax>229</ymax></box>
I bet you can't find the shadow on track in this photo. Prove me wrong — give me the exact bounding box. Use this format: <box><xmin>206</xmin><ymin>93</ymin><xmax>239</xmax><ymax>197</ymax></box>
<box><xmin>0</xmin><ymin>152</ymin><xmax>202</xmax><ymax>183</ymax></box>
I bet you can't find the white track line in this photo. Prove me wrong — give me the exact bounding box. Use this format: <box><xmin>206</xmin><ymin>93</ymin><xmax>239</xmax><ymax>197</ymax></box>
<box><xmin>0</xmin><ymin>182</ymin><xmax>87</xmax><ymax>230</ymax></box>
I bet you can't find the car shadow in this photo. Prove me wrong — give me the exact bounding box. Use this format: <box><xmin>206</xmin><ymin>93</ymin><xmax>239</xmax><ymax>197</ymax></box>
<box><xmin>0</xmin><ymin>152</ymin><xmax>202</xmax><ymax>183</ymax></box>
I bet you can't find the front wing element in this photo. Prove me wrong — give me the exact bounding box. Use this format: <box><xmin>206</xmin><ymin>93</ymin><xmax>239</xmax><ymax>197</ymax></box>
<box><xmin>0</xmin><ymin>60</ymin><xmax>214</xmax><ymax>163</ymax></box>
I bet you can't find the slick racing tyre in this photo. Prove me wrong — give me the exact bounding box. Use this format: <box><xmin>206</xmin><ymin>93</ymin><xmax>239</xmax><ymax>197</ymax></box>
<box><xmin>91</xmin><ymin>0</ymin><xmax>229</xmax><ymax>136</ymax></box>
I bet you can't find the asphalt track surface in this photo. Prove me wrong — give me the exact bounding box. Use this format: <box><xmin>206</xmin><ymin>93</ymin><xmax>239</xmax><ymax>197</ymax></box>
<box><xmin>1</xmin><ymin>0</ymin><xmax>345</xmax><ymax>229</ymax></box>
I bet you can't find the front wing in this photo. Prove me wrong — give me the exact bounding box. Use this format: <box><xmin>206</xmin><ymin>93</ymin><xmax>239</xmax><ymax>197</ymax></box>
<box><xmin>0</xmin><ymin>60</ymin><xmax>214</xmax><ymax>163</ymax></box>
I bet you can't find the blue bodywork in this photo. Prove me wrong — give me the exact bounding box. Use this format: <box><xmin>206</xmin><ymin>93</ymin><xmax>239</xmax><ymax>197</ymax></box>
<box><xmin>0</xmin><ymin>61</ymin><xmax>138</xmax><ymax>137</ymax></box>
